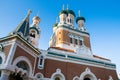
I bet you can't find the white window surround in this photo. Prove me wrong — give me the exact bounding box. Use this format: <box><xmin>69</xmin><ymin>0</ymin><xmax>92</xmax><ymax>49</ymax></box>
<box><xmin>79</xmin><ymin>67</ymin><xmax>97</xmax><ymax>80</ymax></box>
<box><xmin>38</xmin><ymin>54</ymin><xmax>45</xmax><ymax>69</ymax></box>
<box><xmin>73</xmin><ymin>76</ymin><xmax>79</xmax><ymax>80</ymax></box>
<box><xmin>12</xmin><ymin>56</ymin><xmax>33</xmax><ymax>77</ymax></box>
<box><xmin>35</xmin><ymin>72</ymin><xmax>44</xmax><ymax>79</ymax></box>
<box><xmin>68</xmin><ymin>33</ymin><xmax>84</xmax><ymax>41</ymax></box>
<box><xmin>51</xmin><ymin>69</ymin><xmax>65</xmax><ymax>80</ymax></box>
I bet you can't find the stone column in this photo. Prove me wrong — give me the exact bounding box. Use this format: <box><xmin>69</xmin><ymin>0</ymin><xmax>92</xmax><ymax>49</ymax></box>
<box><xmin>0</xmin><ymin>70</ymin><xmax>10</xmax><ymax>80</ymax></box>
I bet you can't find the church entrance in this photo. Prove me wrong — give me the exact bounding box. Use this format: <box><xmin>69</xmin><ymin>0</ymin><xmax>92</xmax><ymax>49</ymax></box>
<box><xmin>84</xmin><ymin>78</ymin><xmax>91</xmax><ymax>80</ymax></box>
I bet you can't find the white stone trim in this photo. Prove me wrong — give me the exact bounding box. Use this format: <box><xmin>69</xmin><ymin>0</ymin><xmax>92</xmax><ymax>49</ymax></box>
<box><xmin>33</xmin><ymin>54</ymin><xmax>37</xmax><ymax>75</ymax></box>
<box><xmin>35</xmin><ymin>72</ymin><xmax>44</xmax><ymax>79</ymax></box>
<box><xmin>16</xmin><ymin>41</ymin><xmax>37</xmax><ymax>57</ymax></box>
<box><xmin>47</xmin><ymin>48</ymin><xmax>115</xmax><ymax>70</ymax></box>
<box><xmin>108</xmin><ymin>76</ymin><xmax>113</xmax><ymax>80</ymax></box>
<box><xmin>0</xmin><ymin>52</ymin><xmax>5</xmax><ymax>64</ymax></box>
<box><xmin>51</xmin><ymin>69</ymin><xmax>65</xmax><ymax>80</ymax></box>
<box><xmin>79</xmin><ymin>67</ymin><xmax>97</xmax><ymax>80</ymax></box>
<box><xmin>73</xmin><ymin>76</ymin><xmax>79</xmax><ymax>80</ymax></box>
<box><xmin>5</xmin><ymin>42</ymin><xmax>17</xmax><ymax>65</ymax></box>
<box><xmin>12</xmin><ymin>56</ymin><xmax>33</xmax><ymax>77</ymax></box>
<box><xmin>38</xmin><ymin>54</ymin><xmax>45</xmax><ymax>69</ymax></box>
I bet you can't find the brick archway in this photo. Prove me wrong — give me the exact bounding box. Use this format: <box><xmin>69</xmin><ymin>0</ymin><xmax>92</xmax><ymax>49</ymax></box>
<box><xmin>12</xmin><ymin>56</ymin><xmax>33</xmax><ymax>77</ymax></box>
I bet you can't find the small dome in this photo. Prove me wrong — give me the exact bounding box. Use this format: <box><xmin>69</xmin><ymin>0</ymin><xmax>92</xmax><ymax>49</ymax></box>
<box><xmin>59</xmin><ymin>10</ymin><xmax>68</xmax><ymax>16</ymax></box>
<box><xmin>67</xmin><ymin>10</ymin><xmax>76</xmax><ymax>17</ymax></box>
<box><xmin>76</xmin><ymin>16</ymin><xmax>86</xmax><ymax>23</ymax></box>
<box><xmin>52</xmin><ymin>23</ymin><xmax>58</xmax><ymax>28</ymax></box>
<box><xmin>32</xmin><ymin>16</ymin><xmax>40</xmax><ymax>22</ymax></box>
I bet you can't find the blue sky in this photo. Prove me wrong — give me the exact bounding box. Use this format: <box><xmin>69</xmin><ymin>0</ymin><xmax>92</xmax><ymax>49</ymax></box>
<box><xmin>0</xmin><ymin>0</ymin><xmax>120</xmax><ymax>77</ymax></box>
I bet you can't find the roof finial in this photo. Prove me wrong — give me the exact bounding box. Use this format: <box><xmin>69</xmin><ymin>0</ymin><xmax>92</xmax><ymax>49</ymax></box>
<box><xmin>27</xmin><ymin>9</ymin><xmax>32</xmax><ymax>16</ymax></box>
<box><xmin>37</xmin><ymin>11</ymin><xmax>40</xmax><ymax>16</ymax></box>
<box><xmin>62</xmin><ymin>4</ymin><xmax>64</xmax><ymax>10</ymax></box>
<box><xmin>78</xmin><ymin>10</ymin><xmax>80</xmax><ymax>17</ymax></box>
<box><xmin>67</xmin><ymin>4</ymin><xmax>69</xmax><ymax>10</ymax></box>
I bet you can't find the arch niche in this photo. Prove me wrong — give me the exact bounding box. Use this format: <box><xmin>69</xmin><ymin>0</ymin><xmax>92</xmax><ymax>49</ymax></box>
<box><xmin>80</xmin><ymin>68</ymin><xmax>97</xmax><ymax>80</ymax></box>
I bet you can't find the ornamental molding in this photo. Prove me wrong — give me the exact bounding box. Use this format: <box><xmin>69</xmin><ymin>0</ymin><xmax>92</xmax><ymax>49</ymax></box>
<box><xmin>79</xmin><ymin>67</ymin><xmax>97</xmax><ymax>80</ymax></box>
<box><xmin>51</xmin><ymin>68</ymin><xmax>65</xmax><ymax>80</ymax></box>
<box><xmin>68</xmin><ymin>33</ymin><xmax>83</xmax><ymax>40</ymax></box>
<box><xmin>12</xmin><ymin>56</ymin><xmax>33</xmax><ymax>77</ymax></box>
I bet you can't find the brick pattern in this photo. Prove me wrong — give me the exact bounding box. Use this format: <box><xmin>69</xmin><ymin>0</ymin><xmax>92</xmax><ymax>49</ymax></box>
<box><xmin>12</xmin><ymin>46</ymin><xmax>36</xmax><ymax>71</ymax></box>
<box><xmin>43</xmin><ymin>59</ymin><xmax>118</xmax><ymax>80</ymax></box>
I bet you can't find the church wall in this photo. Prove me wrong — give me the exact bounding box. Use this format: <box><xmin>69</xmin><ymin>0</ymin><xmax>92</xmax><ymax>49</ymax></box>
<box><xmin>83</xmin><ymin>36</ymin><xmax>91</xmax><ymax>49</ymax></box>
<box><xmin>43</xmin><ymin>58</ymin><xmax>118</xmax><ymax>80</ymax></box>
<box><xmin>3</xmin><ymin>44</ymin><xmax>12</xmax><ymax>62</ymax></box>
<box><xmin>12</xmin><ymin>46</ymin><xmax>36</xmax><ymax>70</ymax></box>
<box><xmin>34</xmin><ymin>57</ymin><xmax>44</xmax><ymax>76</ymax></box>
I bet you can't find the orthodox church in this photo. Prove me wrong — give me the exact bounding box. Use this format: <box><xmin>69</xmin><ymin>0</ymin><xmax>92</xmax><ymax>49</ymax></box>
<box><xmin>0</xmin><ymin>6</ymin><xmax>118</xmax><ymax>80</ymax></box>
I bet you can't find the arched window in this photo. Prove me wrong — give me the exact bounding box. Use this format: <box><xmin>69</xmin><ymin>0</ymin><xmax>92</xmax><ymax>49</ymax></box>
<box><xmin>84</xmin><ymin>77</ymin><xmax>91</xmax><ymax>80</ymax></box>
<box><xmin>0</xmin><ymin>56</ymin><xmax>2</xmax><ymax>64</ymax></box>
<box><xmin>73</xmin><ymin>76</ymin><xmax>79</xmax><ymax>80</ymax></box>
<box><xmin>51</xmin><ymin>69</ymin><xmax>65</xmax><ymax>80</ymax></box>
<box><xmin>16</xmin><ymin>61</ymin><xmax>28</xmax><ymax>70</ymax></box>
<box><xmin>55</xmin><ymin>77</ymin><xmax>60</xmax><ymax>80</ymax></box>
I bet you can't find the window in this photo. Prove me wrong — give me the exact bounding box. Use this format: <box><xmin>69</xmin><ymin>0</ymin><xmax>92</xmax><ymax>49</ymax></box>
<box><xmin>39</xmin><ymin>55</ymin><xmax>44</xmax><ymax>69</ymax></box>
<box><xmin>0</xmin><ymin>71</ymin><xmax>1</xmax><ymax>77</ymax></box>
<box><xmin>75</xmin><ymin>39</ymin><xmax>78</xmax><ymax>45</ymax></box>
<box><xmin>70</xmin><ymin>38</ymin><xmax>73</xmax><ymax>44</ymax></box>
<box><xmin>16</xmin><ymin>61</ymin><xmax>28</xmax><ymax>70</ymax></box>
<box><xmin>30</xmin><ymin>30</ymin><xmax>36</xmax><ymax>38</ymax></box>
<box><xmin>79</xmin><ymin>40</ymin><xmax>83</xmax><ymax>46</ymax></box>
<box><xmin>84</xmin><ymin>78</ymin><xmax>90</xmax><ymax>80</ymax></box>
<box><xmin>70</xmin><ymin>19</ymin><xmax>71</xmax><ymax>23</ymax></box>
<box><xmin>68</xmin><ymin>19</ymin><xmax>69</xmax><ymax>23</ymax></box>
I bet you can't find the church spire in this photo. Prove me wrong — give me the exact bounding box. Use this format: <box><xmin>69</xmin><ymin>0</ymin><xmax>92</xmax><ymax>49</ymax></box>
<box><xmin>11</xmin><ymin>10</ymin><xmax>32</xmax><ymax>38</ymax></box>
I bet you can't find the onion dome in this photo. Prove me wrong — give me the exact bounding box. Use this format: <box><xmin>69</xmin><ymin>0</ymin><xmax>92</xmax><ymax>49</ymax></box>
<box><xmin>32</xmin><ymin>16</ymin><xmax>40</xmax><ymax>22</ymax></box>
<box><xmin>67</xmin><ymin>10</ymin><xmax>76</xmax><ymax>17</ymax></box>
<box><xmin>52</xmin><ymin>23</ymin><xmax>58</xmax><ymax>28</ymax></box>
<box><xmin>32</xmin><ymin>16</ymin><xmax>40</xmax><ymax>25</ymax></box>
<box><xmin>76</xmin><ymin>16</ymin><xmax>86</xmax><ymax>23</ymax></box>
<box><xmin>59</xmin><ymin>10</ymin><xmax>68</xmax><ymax>16</ymax></box>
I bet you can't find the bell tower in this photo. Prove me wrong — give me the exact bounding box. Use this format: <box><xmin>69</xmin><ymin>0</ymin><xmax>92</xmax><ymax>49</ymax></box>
<box><xmin>49</xmin><ymin>6</ymin><xmax>92</xmax><ymax>56</ymax></box>
<box><xmin>29</xmin><ymin>16</ymin><xmax>41</xmax><ymax>48</ymax></box>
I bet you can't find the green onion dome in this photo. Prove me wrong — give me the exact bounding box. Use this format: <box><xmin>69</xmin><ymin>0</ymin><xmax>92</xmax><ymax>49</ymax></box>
<box><xmin>67</xmin><ymin>10</ymin><xmax>76</xmax><ymax>17</ymax></box>
<box><xmin>76</xmin><ymin>16</ymin><xmax>86</xmax><ymax>23</ymax></box>
<box><xmin>52</xmin><ymin>23</ymin><xmax>58</xmax><ymax>28</ymax></box>
<box><xmin>59</xmin><ymin>10</ymin><xmax>68</xmax><ymax>16</ymax></box>
<box><xmin>59</xmin><ymin>10</ymin><xmax>76</xmax><ymax>17</ymax></box>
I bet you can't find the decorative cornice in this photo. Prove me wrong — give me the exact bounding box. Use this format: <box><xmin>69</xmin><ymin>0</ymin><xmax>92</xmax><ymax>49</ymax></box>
<box><xmin>47</xmin><ymin>51</ymin><xmax>116</xmax><ymax>69</ymax></box>
<box><xmin>58</xmin><ymin>25</ymin><xmax>89</xmax><ymax>35</ymax></box>
<box><xmin>0</xmin><ymin>34</ymin><xmax>40</xmax><ymax>55</ymax></box>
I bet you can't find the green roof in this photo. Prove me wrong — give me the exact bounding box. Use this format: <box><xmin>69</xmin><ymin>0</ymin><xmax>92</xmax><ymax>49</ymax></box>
<box><xmin>52</xmin><ymin>23</ymin><xmax>58</xmax><ymax>28</ymax></box>
<box><xmin>76</xmin><ymin>16</ymin><xmax>86</xmax><ymax>23</ymax></box>
<box><xmin>59</xmin><ymin>10</ymin><xmax>76</xmax><ymax>17</ymax></box>
<box><xmin>67</xmin><ymin>10</ymin><xmax>76</xmax><ymax>17</ymax></box>
<box><xmin>12</xmin><ymin>10</ymin><xmax>31</xmax><ymax>37</ymax></box>
<box><xmin>29</xmin><ymin>27</ymin><xmax>40</xmax><ymax>34</ymax></box>
<box><xmin>59</xmin><ymin>10</ymin><xmax>68</xmax><ymax>16</ymax></box>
